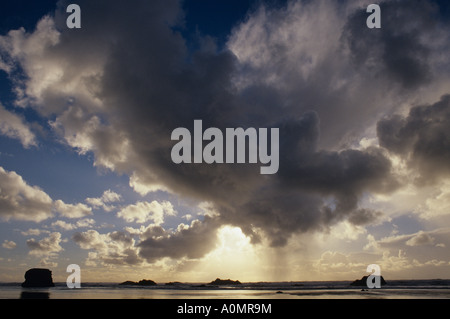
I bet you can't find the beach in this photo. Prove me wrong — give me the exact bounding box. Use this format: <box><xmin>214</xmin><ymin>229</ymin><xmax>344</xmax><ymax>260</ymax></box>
<box><xmin>1</xmin><ymin>280</ymin><xmax>449</xmax><ymax>299</ymax></box>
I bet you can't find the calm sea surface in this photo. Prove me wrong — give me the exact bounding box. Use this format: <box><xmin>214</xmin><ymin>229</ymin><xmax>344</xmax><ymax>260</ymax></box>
<box><xmin>1</xmin><ymin>280</ymin><xmax>449</xmax><ymax>299</ymax></box>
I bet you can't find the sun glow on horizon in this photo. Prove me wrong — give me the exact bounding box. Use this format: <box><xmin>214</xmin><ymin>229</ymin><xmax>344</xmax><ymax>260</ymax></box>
<box><xmin>195</xmin><ymin>225</ymin><xmax>265</xmax><ymax>282</ymax></box>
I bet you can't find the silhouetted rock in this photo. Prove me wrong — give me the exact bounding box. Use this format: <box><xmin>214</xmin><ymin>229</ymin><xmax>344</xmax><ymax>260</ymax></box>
<box><xmin>350</xmin><ymin>275</ymin><xmax>387</xmax><ymax>287</ymax></box>
<box><xmin>119</xmin><ymin>279</ymin><xmax>157</xmax><ymax>286</ymax></box>
<box><xmin>137</xmin><ymin>279</ymin><xmax>157</xmax><ymax>286</ymax></box>
<box><xmin>208</xmin><ymin>278</ymin><xmax>241</xmax><ymax>285</ymax></box>
<box><xmin>21</xmin><ymin>268</ymin><xmax>54</xmax><ymax>288</ymax></box>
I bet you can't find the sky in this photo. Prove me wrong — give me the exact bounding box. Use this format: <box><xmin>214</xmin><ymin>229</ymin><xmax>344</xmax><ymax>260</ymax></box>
<box><xmin>0</xmin><ymin>0</ymin><xmax>450</xmax><ymax>283</ymax></box>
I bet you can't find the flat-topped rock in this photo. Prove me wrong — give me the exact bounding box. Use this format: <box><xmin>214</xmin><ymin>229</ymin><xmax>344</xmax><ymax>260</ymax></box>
<box><xmin>21</xmin><ymin>268</ymin><xmax>55</xmax><ymax>288</ymax></box>
<box><xmin>119</xmin><ymin>279</ymin><xmax>157</xmax><ymax>286</ymax></box>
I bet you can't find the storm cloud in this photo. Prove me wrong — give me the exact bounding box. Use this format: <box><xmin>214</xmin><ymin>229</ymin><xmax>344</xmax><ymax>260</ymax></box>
<box><xmin>343</xmin><ymin>0</ymin><xmax>441</xmax><ymax>89</ymax></box>
<box><xmin>378</xmin><ymin>94</ymin><xmax>450</xmax><ymax>184</ymax></box>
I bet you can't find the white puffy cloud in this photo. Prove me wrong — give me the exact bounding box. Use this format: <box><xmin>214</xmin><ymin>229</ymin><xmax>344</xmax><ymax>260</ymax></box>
<box><xmin>50</xmin><ymin>220</ymin><xmax>75</xmax><ymax>231</ymax></box>
<box><xmin>85</xmin><ymin>189</ymin><xmax>122</xmax><ymax>212</ymax></box>
<box><xmin>128</xmin><ymin>172</ymin><xmax>171</xmax><ymax>196</ymax></box>
<box><xmin>53</xmin><ymin>199</ymin><xmax>92</xmax><ymax>218</ymax></box>
<box><xmin>72</xmin><ymin>229</ymin><xmax>141</xmax><ymax>266</ymax></box>
<box><xmin>417</xmin><ymin>180</ymin><xmax>450</xmax><ymax>219</ymax></box>
<box><xmin>0</xmin><ymin>104</ymin><xmax>36</xmax><ymax>148</ymax></box>
<box><xmin>51</xmin><ymin>218</ymin><xmax>96</xmax><ymax>230</ymax></box>
<box><xmin>0</xmin><ymin>166</ymin><xmax>94</xmax><ymax>222</ymax></box>
<box><xmin>378</xmin><ymin>249</ymin><xmax>413</xmax><ymax>272</ymax></box>
<box><xmin>49</xmin><ymin>109</ymin><xmax>132</xmax><ymax>171</ymax></box>
<box><xmin>102</xmin><ymin>190</ymin><xmax>121</xmax><ymax>202</ymax></box>
<box><xmin>0</xmin><ymin>15</ymin><xmax>103</xmax><ymax>113</ymax></box>
<box><xmin>116</xmin><ymin>200</ymin><xmax>176</xmax><ymax>224</ymax></box>
<box><xmin>75</xmin><ymin>218</ymin><xmax>96</xmax><ymax>228</ymax></box>
<box><xmin>326</xmin><ymin>220</ymin><xmax>367</xmax><ymax>241</ymax></box>
<box><xmin>0</xmin><ymin>166</ymin><xmax>53</xmax><ymax>222</ymax></box>
<box><xmin>26</xmin><ymin>232</ymin><xmax>67</xmax><ymax>268</ymax></box>
<box><xmin>2</xmin><ymin>240</ymin><xmax>17</xmax><ymax>249</ymax></box>
<box><xmin>26</xmin><ymin>232</ymin><xmax>64</xmax><ymax>257</ymax></box>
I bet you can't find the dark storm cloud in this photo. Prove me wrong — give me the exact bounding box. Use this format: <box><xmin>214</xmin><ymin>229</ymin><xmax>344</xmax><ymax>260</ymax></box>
<box><xmin>378</xmin><ymin>94</ymin><xmax>450</xmax><ymax>184</ymax></box>
<box><xmin>343</xmin><ymin>0</ymin><xmax>439</xmax><ymax>88</ymax></box>
<box><xmin>52</xmin><ymin>0</ymin><xmax>431</xmax><ymax>255</ymax></box>
<box><xmin>277</xmin><ymin>112</ymin><xmax>397</xmax><ymax>196</ymax></box>
<box><xmin>3</xmin><ymin>0</ymin><xmax>449</xmax><ymax>262</ymax></box>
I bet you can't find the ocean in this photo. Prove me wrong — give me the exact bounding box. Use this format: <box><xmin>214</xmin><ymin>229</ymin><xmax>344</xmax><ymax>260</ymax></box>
<box><xmin>1</xmin><ymin>279</ymin><xmax>449</xmax><ymax>299</ymax></box>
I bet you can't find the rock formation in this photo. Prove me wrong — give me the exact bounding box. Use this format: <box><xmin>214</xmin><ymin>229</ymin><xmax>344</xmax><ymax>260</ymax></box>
<box><xmin>350</xmin><ymin>275</ymin><xmax>387</xmax><ymax>287</ymax></box>
<box><xmin>137</xmin><ymin>279</ymin><xmax>157</xmax><ymax>286</ymax></box>
<box><xmin>119</xmin><ymin>279</ymin><xmax>157</xmax><ymax>286</ymax></box>
<box><xmin>21</xmin><ymin>268</ymin><xmax>55</xmax><ymax>288</ymax></box>
<box><xmin>208</xmin><ymin>278</ymin><xmax>241</xmax><ymax>285</ymax></box>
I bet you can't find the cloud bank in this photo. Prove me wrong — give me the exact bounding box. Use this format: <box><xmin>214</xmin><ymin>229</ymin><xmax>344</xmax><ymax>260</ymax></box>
<box><xmin>1</xmin><ymin>0</ymin><xmax>450</xmax><ymax>268</ymax></box>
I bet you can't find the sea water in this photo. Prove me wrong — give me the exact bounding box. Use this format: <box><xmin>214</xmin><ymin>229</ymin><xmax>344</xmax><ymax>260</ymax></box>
<box><xmin>0</xmin><ymin>280</ymin><xmax>449</xmax><ymax>299</ymax></box>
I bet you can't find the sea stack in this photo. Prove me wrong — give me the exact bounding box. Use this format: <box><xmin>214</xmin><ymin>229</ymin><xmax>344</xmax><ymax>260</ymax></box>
<box><xmin>350</xmin><ymin>275</ymin><xmax>387</xmax><ymax>287</ymax></box>
<box><xmin>119</xmin><ymin>279</ymin><xmax>157</xmax><ymax>286</ymax></box>
<box><xmin>21</xmin><ymin>268</ymin><xmax>55</xmax><ymax>288</ymax></box>
<box><xmin>208</xmin><ymin>278</ymin><xmax>242</xmax><ymax>285</ymax></box>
